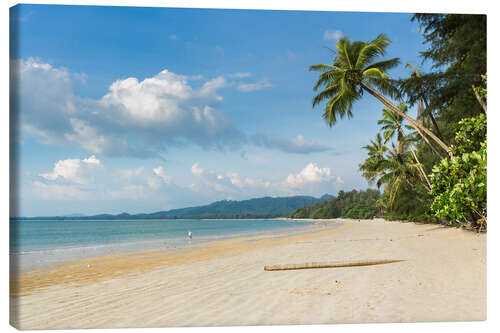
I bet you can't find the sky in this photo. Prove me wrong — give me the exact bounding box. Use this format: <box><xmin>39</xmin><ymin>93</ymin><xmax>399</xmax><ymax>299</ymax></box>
<box><xmin>10</xmin><ymin>4</ymin><xmax>431</xmax><ymax>217</ymax></box>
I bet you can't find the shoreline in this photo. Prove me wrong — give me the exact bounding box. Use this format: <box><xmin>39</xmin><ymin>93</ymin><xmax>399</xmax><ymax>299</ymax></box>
<box><xmin>10</xmin><ymin>221</ymin><xmax>338</xmax><ymax>296</ymax></box>
<box><xmin>10</xmin><ymin>218</ymin><xmax>486</xmax><ymax>329</ymax></box>
<box><xmin>10</xmin><ymin>218</ymin><xmax>322</xmax><ymax>273</ymax></box>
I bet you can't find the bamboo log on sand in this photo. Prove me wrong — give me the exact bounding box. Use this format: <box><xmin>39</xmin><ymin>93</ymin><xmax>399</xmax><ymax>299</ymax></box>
<box><xmin>264</xmin><ymin>259</ymin><xmax>405</xmax><ymax>271</ymax></box>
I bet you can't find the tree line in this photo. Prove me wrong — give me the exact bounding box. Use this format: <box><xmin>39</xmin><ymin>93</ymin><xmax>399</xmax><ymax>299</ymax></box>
<box><xmin>289</xmin><ymin>189</ymin><xmax>380</xmax><ymax>219</ymax></box>
<box><xmin>308</xmin><ymin>14</ymin><xmax>486</xmax><ymax>230</ymax></box>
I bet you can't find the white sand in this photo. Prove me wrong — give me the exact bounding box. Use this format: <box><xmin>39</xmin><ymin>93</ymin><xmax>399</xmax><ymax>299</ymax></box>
<box><xmin>10</xmin><ymin>219</ymin><xmax>486</xmax><ymax>329</ymax></box>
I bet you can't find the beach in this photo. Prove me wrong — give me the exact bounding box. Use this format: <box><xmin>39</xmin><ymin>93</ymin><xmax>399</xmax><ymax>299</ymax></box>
<box><xmin>10</xmin><ymin>218</ymin><xmax>486</xmax><ymax>329</ymax></box>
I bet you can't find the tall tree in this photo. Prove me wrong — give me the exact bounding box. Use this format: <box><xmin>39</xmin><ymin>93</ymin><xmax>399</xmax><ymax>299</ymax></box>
<box><xmin>412</xmin><ymin>14</ymin><xmax>486</xmax><ymax>136</ymax></box>
<box><xmin>310</xmin><ymin>34</ymin><xmax>450</xmax><ymax>154</ymax></box>
<box><xmin>398</xmin><ymin>62</ymin><xmax>444</xmax><ymax>142</ymax></box>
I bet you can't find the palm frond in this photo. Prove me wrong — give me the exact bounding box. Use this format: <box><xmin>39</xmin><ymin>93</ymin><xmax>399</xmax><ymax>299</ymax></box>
<box><xmin>312</xmin><ymin>68</ymin><xmax>345</xmax><ymax>91</ymax></box>
<box><xmin>335</xmin><ymin>38</ymin><xmax>354</xmax><ymax>69</ymax></box>
<box><xmin>322</xmin><ymin>85</ymin><xmax>359</xmax><ymax>126</ymax></box>
<box><xmin>364</xmin><ymin>58</ymin><xmax>401</xmax><ymax>73</ymax></box>
<box><xmin>363</xmin><ymin>67</ymin><xmax>387</xmax><ymax>79</ymax></box>
<box><xmin>355</xmin><ymin>34</ymin><xmax>391</xmax><ymax>69</ymax></box>
<box><xmin>312</xmin><ymin>83</ymin><xmax>341</xmax><ymax>107</ymax></box>
<box><xmin>309</xmin><ymin>64</ymin><xmax>336</xmax><ymax>72</ymax></box>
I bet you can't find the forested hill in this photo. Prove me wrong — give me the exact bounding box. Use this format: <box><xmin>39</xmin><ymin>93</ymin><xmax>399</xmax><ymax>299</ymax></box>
<box><xmin>16</xmin><ymin>195</ymin><xmax>334</xmax><ymax>220</ymax></box>
<box><xmin>289</xmin><ymin>189</ymin><xmax>380</xmax><ymax>219</ymax></box>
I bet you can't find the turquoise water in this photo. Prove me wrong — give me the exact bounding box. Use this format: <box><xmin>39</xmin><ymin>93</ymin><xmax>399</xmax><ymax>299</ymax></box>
<box><xmin>10</xmin><ymin>218</ymin><xmax>318</xmax><ymax>271</ymax></box>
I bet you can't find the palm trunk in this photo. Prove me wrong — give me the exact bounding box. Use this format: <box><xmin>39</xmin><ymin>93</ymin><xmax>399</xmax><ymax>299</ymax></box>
<box><xmin>412</xmin><ymin>124</ymin><xmax>445</xmax><ymax>159</ymax></box>
<box><xmin>472</xmin><ymin>85</ymin><xmax>487</xmax><ymax>113</ymax></box>
<box><xmin>360</xmin><ymin>81</ymin><xmax>450</xmax><ymax>155</ymax></box>
<box><xmin>399</xmin><ymin>127</ymin><xmax>432</xmax><ymax>191</ymax></box>
<box><xmin>422</xmin><ymin>97</ymin><xmax>444</xmax><ymax>142</ymax></box>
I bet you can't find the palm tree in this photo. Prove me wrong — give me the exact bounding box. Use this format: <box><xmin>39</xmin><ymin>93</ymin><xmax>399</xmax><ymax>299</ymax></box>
<box><xmin>310</xmin><ymin>34</ymin><xmax>450</xmax><ymax>154</ymax></box>
<box><xmin>377</xmin><ymin>105</ymin><xmax>432</xmax><ymax>190</ymax></box>
<box><xmin>364</xmin><ymin>133</ymin><xmax>388</xmax><ymax>159</ymax></box>
<box><xmin>359</xmin><ymin>133</ymin><xmax>388</xmax><ymax>184</ymax></box>
<box><xmin>376</xmin><ymin>144</ymin><xmax>429</xmax><ymax>208</ymax></box>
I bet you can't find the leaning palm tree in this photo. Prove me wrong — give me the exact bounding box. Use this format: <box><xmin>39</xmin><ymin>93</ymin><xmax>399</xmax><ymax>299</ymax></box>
<box><xmin>378</xmin><ymin>105</ymin><xmax>432</xmax><ymax>189</ymax></box>
<box><xmin>310</xmin><ymin>34</ymin><xmax>450</xmax><ymax>154</ymax></box>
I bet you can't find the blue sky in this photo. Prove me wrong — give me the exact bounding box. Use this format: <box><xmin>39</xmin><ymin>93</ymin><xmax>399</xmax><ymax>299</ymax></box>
<box><xmin>10</xmin><ymin>4</ymin><xmax>430</xmax><ymax>216</ymax></box>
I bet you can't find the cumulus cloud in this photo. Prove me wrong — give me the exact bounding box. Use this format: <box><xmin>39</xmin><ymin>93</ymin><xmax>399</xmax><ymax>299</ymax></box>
<box><xmin>30</xmin><ymin>156</ymin><xmax>342</xmax><ymax>214</ymax></box>
<box><xmin>83</xmin><ymin>155</ymin><xmax>100</xmax><ymax>165</ymax></box>
<box><xmin>187</xmin><ymin>162</ymin><xmax>339</xmax><ymax>201</ymax></box>
<box><xmin>34</xmin><ymin>156</ymin><xmax>187</xmax><ymax>205</ymax></box>
<box><xmin>39</xmin><ymin>155</ymin><xmax>101</xmax><ymax>184</ymax></box>
<box><xmin>284</xmin><ymin>163</ymin><xmax>333</xmax><ymax>187</ymax></box>
<box><xmin>187</xmin><ymin>162</ymin><xmax>269</xmax><ymax>199</ymax></box>
<box><xmin>191</xmin><ymin>162</ymin><xmax>204</xmax><ymax>176</ymax></box>
<box><xmin>280</xmin><ymin>163</ymin><xmax>344</xmax><ymax>196</ymax></box>
<box><xmin>13</xmin><ymin>59</ymin><xmax>246</xmax><ymax>158</ymax></box>
<box><xmin>14</xmin><ymin>59</ymin><xmax>291</xmax><ymax>159</ymax></box>
<box><xmin>323</xmin><ymin>29</ymin><xmax>343</xmax><ymax>42</ymax></box>
<box><xmin>236</xmin><ymin>79</ymin><xmax>272</xmax><ymax>92</ymax></box>
<box><xmin>251</xmin><ymin>134</ymin><xmax>332</xmax><ymax>154</ymax></box>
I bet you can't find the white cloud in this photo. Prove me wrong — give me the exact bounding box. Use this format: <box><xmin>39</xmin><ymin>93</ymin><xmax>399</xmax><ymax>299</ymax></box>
<box><xmin>153</xmin><ymin>166</ymin><xmax>171</xmax><ymax>184</ymax></box>
<box><xmin>39</xmin><ymin>155</ymin><xmax>101</xmax><ymax>184</ymax></box>
<box><xmin>285</xmin><ymin>163</ymin><xmax>333</xmax><ymax>187</ymax></box>
<box><xmin>83</xmin><ymin>155</ymin><xmax>100</xmax><ymax>165</ymax></box>
<box><xmin>199</xmin><ymin>76</ymin><xmax>227</xmax><ymax>98</ymax></box>
<box><xmin>169</xmin><ymin>34</ymin><xmax>179</xmax><ymax>40</ymax></box>
<box><xmin>30</xmin><ymin>155</ymin><xmax>340</xmax><ymax>213</ymax></box>
<box><xmin>184</xmin><ymin>161</ymin><xmax>340</xmax><ymax>201</ymax></box>
<box><xmin>237</xmin><ymin>79</ymin><xmax>272</xmax><ymax>92</ymax></box>
<box><xmin>227</xmin><ymin>172</ymin><xmax>241</xmax><ymax>186</ymax></box>
<box><xmin>14</xmin><ymin>59</ymin><xmax>246</xmax><ymax>158</ymax></box>
<box><xmin>118</xmin><ymin>167</ymin><xmax>144</xmax><ymax>181</ymax></box>
<box><xmin>323</xmin><ymin>29</ymin><xmax>343</xmax><ymax>42</ymax></box>
<box><xmin>191</xmin><ymin>162</ymin><xmax>204</xmax><ymax>176</ymax></box>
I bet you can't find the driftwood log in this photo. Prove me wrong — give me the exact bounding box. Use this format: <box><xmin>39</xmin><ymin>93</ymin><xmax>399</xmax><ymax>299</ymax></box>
<box><xmin>264</xmin><ymin>259</ymin><xmax>405</xmax><ymax>271</ymax></box>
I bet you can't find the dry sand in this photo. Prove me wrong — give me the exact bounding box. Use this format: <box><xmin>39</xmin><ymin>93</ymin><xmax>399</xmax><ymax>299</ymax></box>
<box><xmin>10</xmin><ymin>219</ymin><xmax>486</xmax><ymax>329</ymax></box>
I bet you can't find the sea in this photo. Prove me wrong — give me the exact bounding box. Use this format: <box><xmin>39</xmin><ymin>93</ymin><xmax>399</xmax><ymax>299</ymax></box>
<box><xmin>10</xmin><ymin>218</ymin><xmax>322</xmax><ymax>271</ymax></box>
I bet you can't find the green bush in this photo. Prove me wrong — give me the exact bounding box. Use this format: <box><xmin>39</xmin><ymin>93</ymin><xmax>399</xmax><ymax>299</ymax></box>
<box><xmin>429</xmin><ymin>114</ymin><xmax>487</xmax><ymax>229</ymax></box>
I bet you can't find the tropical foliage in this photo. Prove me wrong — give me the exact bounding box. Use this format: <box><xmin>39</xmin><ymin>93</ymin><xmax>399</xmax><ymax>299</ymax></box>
<box><xmin>309</xmin><ymin>13</ymin><xmax>486</xmax><ymax>230</ymax></box>
<box><xmin>429</xmin><ymin>114</ymin><xmax>486</xmax><ymax>230</ymax></box>
<box><xmin>309</xmin><ymin>33</ymin><xmax>450</xmax><ymax>154</ymax></box>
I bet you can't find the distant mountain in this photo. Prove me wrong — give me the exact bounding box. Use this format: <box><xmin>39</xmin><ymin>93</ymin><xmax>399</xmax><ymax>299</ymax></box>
<box><xmin>14</xmin><ymin>195</ymin><xmax>333</xmax><ymax>220</ymax></box>
<box><xmin>62</xmin><ymin>213</ymin><xmax>86</xmax><ymax>217</ymax></box>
